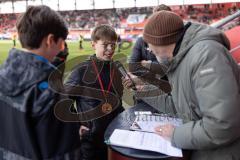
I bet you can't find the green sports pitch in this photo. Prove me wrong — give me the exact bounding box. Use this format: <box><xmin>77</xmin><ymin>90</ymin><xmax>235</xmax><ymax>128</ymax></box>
<box><xmin>0</xmin><ymin>40</ymin><xmax>133</xmax><ymax>64</ymax></box>
<box><xmin>0</xmin><ymin>39</ymin><xmax>135</xmax><ymax>106</ymax></box>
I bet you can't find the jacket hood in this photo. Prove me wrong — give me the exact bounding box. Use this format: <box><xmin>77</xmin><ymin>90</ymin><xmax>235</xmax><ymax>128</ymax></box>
<box><xmin>169</xmin><ymin>23</ymin><xmax>230</xmax><ymax>71</ymax></box>
<box><xmin>0</xmin><ymin>48</ymin><xmax>54</xmax><ymax>96</ymax></box>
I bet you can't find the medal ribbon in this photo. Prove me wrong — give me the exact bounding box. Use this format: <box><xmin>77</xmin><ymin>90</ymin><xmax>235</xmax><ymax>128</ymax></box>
<box><xmin>91</xmin><ymin>59</ymin><xmax>115</xmax><ymax>101</ymax></box>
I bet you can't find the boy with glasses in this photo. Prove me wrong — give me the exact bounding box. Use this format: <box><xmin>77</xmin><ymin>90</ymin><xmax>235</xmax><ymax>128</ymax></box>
<box><xmin>66</xmin><ymin>24</ymin><xmax>124</xmax><ymax>160</ymax></box>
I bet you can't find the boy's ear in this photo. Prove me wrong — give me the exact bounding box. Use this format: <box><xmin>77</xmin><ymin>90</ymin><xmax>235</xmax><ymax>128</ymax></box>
<box><xmin>60</xmin><ymin>40</ymin><xmax>65</xmax><ymax>51</ymax></box>
<box><xmin>91</xmin><ymin>41</ymin><xmax>96</xmax><ymax>49</ymax></box>
<box><xmin>46</xmin><ymin>34</ymin><xmax>55</xmax><ymax>47</ymax></box>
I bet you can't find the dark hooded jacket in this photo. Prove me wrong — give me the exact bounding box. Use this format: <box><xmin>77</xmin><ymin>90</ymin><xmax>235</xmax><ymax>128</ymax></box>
<box><xmin>66</xmin><ymin>55</ymin><xmax>124</xmax><ymax>160</ymax></box>
<box><xmin>0</xmin><ymin>48</ymin><xmax>81</xmax><ymax>160</ymax></box>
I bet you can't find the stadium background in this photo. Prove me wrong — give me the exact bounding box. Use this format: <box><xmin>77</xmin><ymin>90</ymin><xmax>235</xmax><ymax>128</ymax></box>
<box><xmin>1</xmin><ymin>0</ymin><xmax>240</xmax><ymax>64</ymax></box>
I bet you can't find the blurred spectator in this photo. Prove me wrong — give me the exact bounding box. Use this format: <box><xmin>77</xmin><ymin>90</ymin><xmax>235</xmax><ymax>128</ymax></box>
<box><xmin>0</xmin><ymin>4</ymin><xmax>239</xmax><ymax>33</ymax></box>
<box><xmin>79</xmin><ymin>34</ymin><xmax>84</xmax><ymax>49</ymax></box>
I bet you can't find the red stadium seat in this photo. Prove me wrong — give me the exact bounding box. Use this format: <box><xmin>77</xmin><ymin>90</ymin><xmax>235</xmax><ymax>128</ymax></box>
<box><xmin>225</xmin><ymin>26</ymin><xmax>240</xmax><ymax>64</ymax></box>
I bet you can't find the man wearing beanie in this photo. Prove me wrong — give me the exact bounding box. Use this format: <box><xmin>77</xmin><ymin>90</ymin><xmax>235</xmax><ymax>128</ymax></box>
<box><xmin>143</xmin><ymin>11</ymin><xmax>240</xmax><ymax>160</ymax></box>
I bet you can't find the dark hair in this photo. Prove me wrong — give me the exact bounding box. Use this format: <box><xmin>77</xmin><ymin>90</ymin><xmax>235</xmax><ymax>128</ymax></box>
<box><xmin>153</xmin><ymin>4</ymin><xmax>172</xmax><ymax>13</ymax></box>
<box><xmin>91</xmin><ymin>24</ymin><xmax>117</xmax><ymax>42</ymax></box>
<box><xmin>16</xmin><ymin>5</ymin><xmax>68</xmax><ymax>49</ymax></box>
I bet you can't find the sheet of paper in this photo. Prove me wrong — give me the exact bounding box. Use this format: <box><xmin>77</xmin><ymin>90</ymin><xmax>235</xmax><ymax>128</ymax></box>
<box><xmin>109</xmin><ymin>129</ymin><xmax>182</xmax><ymax>157</ymax></box>
<box><xmin>132</xmin><ymin>115</ymin><xmax>182</xmax><ymax>133</ymax></box>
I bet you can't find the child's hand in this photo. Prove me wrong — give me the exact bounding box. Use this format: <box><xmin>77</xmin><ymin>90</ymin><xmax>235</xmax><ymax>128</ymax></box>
<box><xmin>79</xmin><ymin>125</ymin><xmax>90</xmax><ymax>139</ymax></box>
<box><xmin>122</xmin><ymin>72</ymin><xmax>145</xmax><ymax>90</ymax></box>
<box><xmin>122</xmin><ymin>76</ymin><xmax>134</xmax><ymax>90</ymax></box>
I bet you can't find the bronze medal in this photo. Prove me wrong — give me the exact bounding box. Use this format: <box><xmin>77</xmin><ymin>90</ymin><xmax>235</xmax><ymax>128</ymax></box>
<box><xmin>102</xmin><ymin>103</ymin><xmax>112</xmax><ymax>113</ymax></box>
